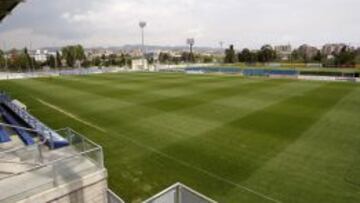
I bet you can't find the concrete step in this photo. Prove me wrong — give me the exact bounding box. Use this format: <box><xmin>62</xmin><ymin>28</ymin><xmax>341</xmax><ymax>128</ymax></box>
<box><xmin>0</xmin><ymin>166</ymin><xmax>54</xmax><ymax>203</ymax></box>
<box><xmin>0</xmin><ymin>162</ymin><xmax>37</xmax><ymax>174</ymax></box>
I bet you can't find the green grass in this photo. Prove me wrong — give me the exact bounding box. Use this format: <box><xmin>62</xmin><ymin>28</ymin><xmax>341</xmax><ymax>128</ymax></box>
<box><xmin>1</xmin><ymin>73</ymin><xmax>360</xmax><ymax>203</ymax></box>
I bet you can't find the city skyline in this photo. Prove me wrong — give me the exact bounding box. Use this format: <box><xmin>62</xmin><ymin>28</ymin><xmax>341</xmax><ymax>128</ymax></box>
<box><xmin>0</xmin><ymin>0</ymin><xmax>359</xmax><ymax>49</ymax></box>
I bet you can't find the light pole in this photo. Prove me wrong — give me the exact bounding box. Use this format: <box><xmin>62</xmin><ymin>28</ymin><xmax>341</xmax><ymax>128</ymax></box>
<box><xmin>186</xmin><ymin>38</ymin><xmax>195</xmax><ymax>63</ymax></box>
<box><xmin>219</xmin><ymin>41</ymin><xmax>224</xmax><ymax>49</ymax></box>
<box><xmin>139</xmin><ymin>21</ymin><xmax>147</xmax><ymax>70</ymax></box>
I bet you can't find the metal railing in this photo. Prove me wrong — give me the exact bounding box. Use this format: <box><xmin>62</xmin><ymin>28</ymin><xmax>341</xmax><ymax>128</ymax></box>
<box><xmin>0</xmin><ymin>92</ymin><xmax>69</xmax><ymax>149</ymax></box>
<box><xmin>0</xmin><ymin>127</ymin><xmax>105</xmax><ymax>202</ymax></box>
<box><xmin>107</xmin><ymin>189</ymin><xmax>125</xmax><ymax>203</ymax></box>
<box><xmin>143</xmin><ymin>183</ymin><xmax>217</xmax><ymax>203</ymax></box>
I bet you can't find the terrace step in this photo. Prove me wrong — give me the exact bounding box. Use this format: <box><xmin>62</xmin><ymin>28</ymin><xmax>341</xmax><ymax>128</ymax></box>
<box><xmin>0</xmin><ymin>162</ymin><xmax>37</xmax><ymax>174</ymax></box>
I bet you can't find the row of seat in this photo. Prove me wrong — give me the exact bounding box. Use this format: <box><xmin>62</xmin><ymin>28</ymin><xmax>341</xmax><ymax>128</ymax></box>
<box><xmin>186</xmin><ymin>67</ymin><xmax>360</xmax><ymax>78</ymax></box>
<box><xmin>0</xmin><ymin>106</ymin><xmax>35</xmax><ymax>146</ymax></box>
<box><xmin>0</xmin><ymin>97</ymin><xmax>69</xmax><ymax>149</ymax></box>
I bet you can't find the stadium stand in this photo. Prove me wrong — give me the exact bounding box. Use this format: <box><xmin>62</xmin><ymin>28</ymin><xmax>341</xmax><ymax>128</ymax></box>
<box><xmin>186</xmin><ymin>67</ymin><xmax>242</xmax><ymax>74</ymax></box>
<box><xmin>0</xmin><ymin>0</ymin><xmax>23</xmax><ymax>22</ymax></box>
<box><xmin>243</xmin><ymin>69</ymin><xmax>269</xmax><ymax>76</ymax></box>
<box><xmin>0</xmin><ymin>106</ymin><xmax>35</xmax><ymax>145</ymax></box>
<box><xmin>0</xmin><ymin>92</ymin><xmax>69</xmax><ymax>148</ymax></box>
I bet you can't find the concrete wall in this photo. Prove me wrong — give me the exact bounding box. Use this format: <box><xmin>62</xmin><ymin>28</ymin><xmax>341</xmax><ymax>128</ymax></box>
<box><xmin>17</xmin><ymin>169</ymin><xmax>108</xmax><ymax>203</ymax></box>
<box><xmin>50</xmin><ymin>179</ymin><xmax>108</xmax><ymax>203</ymax></box>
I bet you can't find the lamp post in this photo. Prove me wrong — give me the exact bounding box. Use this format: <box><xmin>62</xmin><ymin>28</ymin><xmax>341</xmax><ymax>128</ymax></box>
<box><xmin>219</xmin><ymin>41</ymin><xmax>224</xmax><ymax>49</ymax></box>
<box><xmin>139</xmin><ymin>21</ymin><xmax>147</xmax><ymax>70</ymax></box>
<box><xmin>186</xmin><ymin>38</ymin><xmax>195</xmax><ymax>63</ymax></box>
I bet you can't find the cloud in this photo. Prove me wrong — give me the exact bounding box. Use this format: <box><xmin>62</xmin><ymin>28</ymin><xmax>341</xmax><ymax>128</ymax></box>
<box><xmin>0</xmin><ymin>0</ymin><xmax>359</xmax><ymax>49</ymax></box>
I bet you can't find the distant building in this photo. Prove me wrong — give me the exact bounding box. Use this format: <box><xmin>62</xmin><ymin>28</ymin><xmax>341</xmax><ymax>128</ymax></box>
<box><xmin>275</xmin><ymin>45</ymin><xmax>292</xmax><ymax>60</ymax></box>
<box><xmin>33</xmin><ymin>49</ymin><xmax>48</xmax><ymax>62</ymax></box>
<box><xmin>322</xmin><ymin>43</ymin><xmax>348</xmax><ymax>56</ymax></box>
<box><xmin>298</xmin><ymin>44</ymin><xmax>319</xmax><ymax>59</ymax></box>
<box><xmin>31</xmin><ymin>49</ymin><xmax>57</xmax><ymax>63</ymax></box>
<box><xmin>132</xmin><ymin>59</ymin><xmax>148</xmax><ymax>71</ymax></box>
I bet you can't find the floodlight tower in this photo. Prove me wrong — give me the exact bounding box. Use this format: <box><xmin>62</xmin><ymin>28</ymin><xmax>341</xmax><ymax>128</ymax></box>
<box><xmin>139</xmin><ymin>21</ymin><xmax>147</xmax><ymax>70</ymax></box>
<box><xmin>219</xmin><ymin>41</ymin><xmax>224</xmax><ymax>49</ymax></box>
<box><xmin>186</xmin><ymin>38</ymin><xmax>195</xmax><ymax>62</ymax></box>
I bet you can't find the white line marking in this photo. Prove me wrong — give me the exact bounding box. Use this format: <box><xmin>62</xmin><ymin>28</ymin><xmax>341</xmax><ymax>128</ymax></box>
<box><xmin>36</xmin><ymin>99</ymin><xmax>281</xmax><ymax>203</ymax></box>
<box><xmin>108</xmin><ymin>129</ymin><xmax>282</xmax><ymax>203</ymax></box>
<box><xmin>36</xmin><ymin>98</ymin><xmax>107</xmax><ymax>133</ymax></box>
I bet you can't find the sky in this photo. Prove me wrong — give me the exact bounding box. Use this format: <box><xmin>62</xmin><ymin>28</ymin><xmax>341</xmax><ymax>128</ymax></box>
<box><xmin>0</xmin><ymin>0</ymin><xmax>359</xmax><ymax>49</ymax></box>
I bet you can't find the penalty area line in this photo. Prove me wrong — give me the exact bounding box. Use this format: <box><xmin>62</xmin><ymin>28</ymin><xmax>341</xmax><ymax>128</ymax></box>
<box><xmin>36</xmin><ymin>98</ymin><xmax>107</xmax><ymax>133</ymax></box>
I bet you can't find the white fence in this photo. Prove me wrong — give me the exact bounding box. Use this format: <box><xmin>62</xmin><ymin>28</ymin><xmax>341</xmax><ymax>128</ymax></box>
<box><xmin>297</xmin><ymin>75</ymin><xmax>358</xmax><ymax>82</ymax></box>
<box><xmin>0</xmin><ymin>67</ymin><xmax>125</xmax><ymax>81</ymax></box>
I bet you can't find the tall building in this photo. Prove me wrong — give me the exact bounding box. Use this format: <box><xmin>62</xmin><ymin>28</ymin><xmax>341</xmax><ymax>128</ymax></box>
<box><xmin>275</xmin><ymin>45</ymin><xmax>292</xmax><ymax>60</ymax></box>
<box><xmin>297</xmin><ymin>44</ymin><xmax>319</xmax><ymax>59</ymax></box>
<box><xmin>322</xmin><ymin>43</ymin><xmax>348</xmax><ymax>56</ymax></box>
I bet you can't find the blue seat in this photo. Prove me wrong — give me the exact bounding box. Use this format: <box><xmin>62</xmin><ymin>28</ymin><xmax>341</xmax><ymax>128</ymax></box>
<box><xmin>0</xmin><ymin>126</ymin><xmax>11</xmax><ymax>143</ymax></box>
<box><xmin>0</xmin><ymin>107</ymin><xmax>35</xmax><ymax>146</ymax></box>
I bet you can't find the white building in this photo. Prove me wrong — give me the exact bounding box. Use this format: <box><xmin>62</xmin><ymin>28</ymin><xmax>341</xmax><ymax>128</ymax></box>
<box><xmin>132</xmin><ymin>59</ymin><xmax>148</xmax><ymax>71</ymax></box>
<box><xmin>33</xmin><ymin>49</ymin><xmax>48</xmax><ymax>63</ymax></box>
<box><xmin>275</xmin><ymin>45</ymin><xmax>292</xmax><ymax>61</ymax></box>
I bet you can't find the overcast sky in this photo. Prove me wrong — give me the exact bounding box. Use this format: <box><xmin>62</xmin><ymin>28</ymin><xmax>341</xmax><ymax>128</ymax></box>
<box><xmin>0</xmin><ymin>0</ymin><xmax>359</xmax><ymax>49</ymax></box>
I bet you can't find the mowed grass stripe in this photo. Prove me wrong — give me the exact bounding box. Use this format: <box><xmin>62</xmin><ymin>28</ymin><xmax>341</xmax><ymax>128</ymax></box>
<box><xmin>144</xmin><ymin>83</ymin><xmax>354</xmax><ymax>202</ymax></box>
<box><xmin>0</xmin><ymin>76</ymin><xmax>330</xmax><ymax>201</ymax></box>
<box><xmin>2</xmin><ymin>76</ymin><xmax>299</xmax><ymax>202</ymax></box>
<box><xmin>0</xmin><ymin>73</ymin><xmax>359</xmax><ymax>203</ymax></box>
<box><xmin>240</xmin><ymin>84</ymin><xmax>360</xmax><ymax>203</ymax></box>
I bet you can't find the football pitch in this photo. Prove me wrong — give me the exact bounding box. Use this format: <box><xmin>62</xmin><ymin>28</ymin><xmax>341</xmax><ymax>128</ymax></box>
<box><xmin>1</xmin><ymin>73</ymin><xmax>360</xmax><ymax>203</ymax></box>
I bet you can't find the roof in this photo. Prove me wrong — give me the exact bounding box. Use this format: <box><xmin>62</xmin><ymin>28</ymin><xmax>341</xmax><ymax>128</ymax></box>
<box><xmin>0</xmin><ymin>0</ymin><xmax>23</xmax><ymax>22</ymax></box>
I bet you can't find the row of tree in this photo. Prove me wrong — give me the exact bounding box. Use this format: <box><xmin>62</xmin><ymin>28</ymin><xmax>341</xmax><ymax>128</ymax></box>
<box><xmin>0</xmin><ymin>48</ymin><xmax>40</xmax><ymax>72</ymax></box>
<box><xmin>225</xmin><ymin>45</ymin><xmax>277</xmax><ymax>63</ymax></box>
<box><xmin>158</xmin><ymin>52</ymin><xmax>214</xmax><ymax>64</ymax></box>
<box><xmin>0</xmin><ymin>45</ymin><xmax>137</xmax><ymax>72</ymax></box>
<box><xmin>224</xmin><ymin>44</ymin><xmax>359</xmax><ymax>67</ymax></box>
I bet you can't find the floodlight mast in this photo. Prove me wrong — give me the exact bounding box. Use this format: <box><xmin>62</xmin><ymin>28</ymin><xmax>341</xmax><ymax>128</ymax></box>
<box><xmin>139</xmin><ymin>21</ymin><xmax>147</xmax><ymax>70</ymax></box>
<box><xmin>219</xmin><ymin>41</ymin><xmax>224</xmax><ymax>49</ymax></box>
<box><xmin>186</xmin><ymin>38</ymin><xmax>195</xmax><ymax>62</ymax></box>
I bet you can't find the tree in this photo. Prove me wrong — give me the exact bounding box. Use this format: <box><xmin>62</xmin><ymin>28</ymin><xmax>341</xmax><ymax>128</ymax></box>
<box><xmin>56</xmin><ymin>51</ymin><xmax>62</xmax><ymax>68</ymax></box>
<box><xmin>291</xmin><ymin>50</ymin><xmax>300</xmax><ymax>62</ymax></box>
<box><xmin>0</xmin><ymin>50</ymin><xmax>5</xmax><ymax>71</ymax></box>
<box><xmin>24</xmin><ymin>47</ymin><xmax>33</xmax><ymax>71</ymax></box>
<box><xmin>356</xmin><ymin>48</ymin><xmax>360</xmax><ymax>64</ymax></box>
<box><xmin>258</xmin><ymin>45</ymin><xmax>276</xmax><ymax>63</ymax></box>
<box><xmin>61</xmin><ymin>45</ymin><xmax>86</xmax><ymax>68</ymax></box>
<box><xmin>202</xmin><ymin>55</ymin><xmax>213</xmax><ymax>63</ymax></box>
<box><xmin>48</xmin><ymin>55</ymin><xmax>56</xmax><ymax>68</ymax></box>
<box><xmin>11</xmin><ymin>51</ymin><xmax>28</xmax><ymax>72</ymax></box>
<box><xmin>334</xmin><ymin>47</ymin><xmax>356</xmax><ymax>67</ymax></box>
<box><xmin>159</xmin><ymin>52</ymin><xmax>171</xmax><ymax>64</ymax></box>
<box><xmin>93</xmin><ymin>56</ymin><xmax>101</xmax><ymax>67</ymax></box>
<box><xmin>118</xmin><ymin>54</ymin><xmax>127</xmax><ymax>67</ymax></box>
<box><xmin>224</xmin><ymin>45</ymin><xmax>236</xmax><ymax>63</ymax></box>
<box><xmin>312</xmin><ymin>51</ymin><xmax>322</xmax><ymax>62</ymax></box>
<box><xmin>238</xmin><ymin>48</ymin><xmax>252</xmax><ymax>63</ymax></box>
<box><xmin>109</xmin><ymin>54</ymin><xmax>117</xmax><ymax>66</ymax></box>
